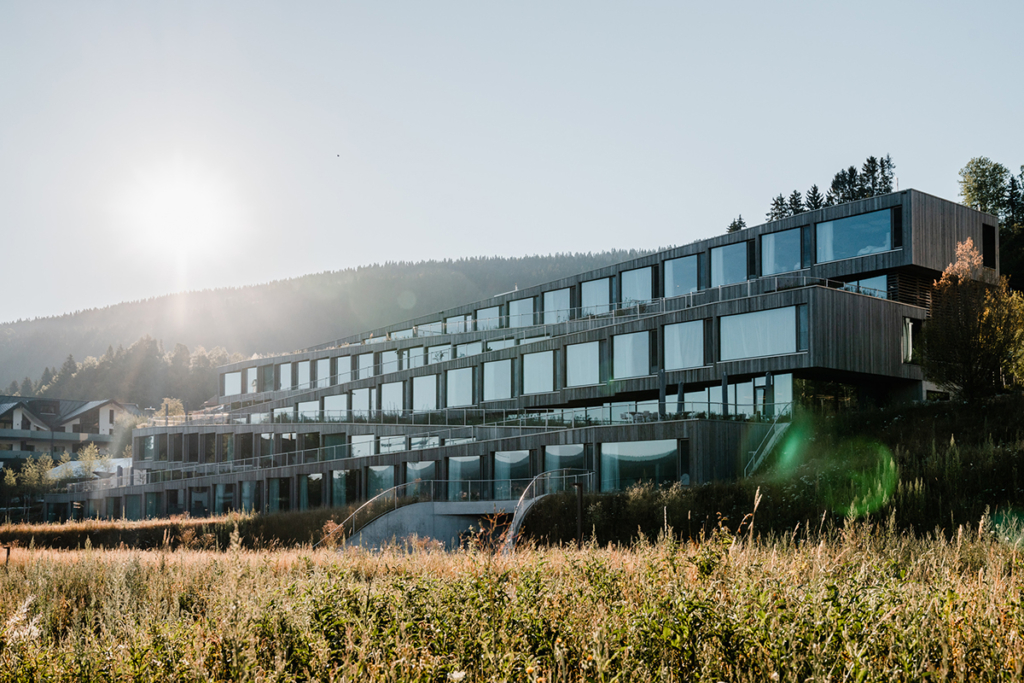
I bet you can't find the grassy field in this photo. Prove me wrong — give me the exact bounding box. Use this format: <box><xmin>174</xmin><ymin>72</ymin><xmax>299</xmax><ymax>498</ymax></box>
<box><xmin>2</xmin><ymin>517</ymin><xmax>1024</xmax><ymax>681</ymax></box>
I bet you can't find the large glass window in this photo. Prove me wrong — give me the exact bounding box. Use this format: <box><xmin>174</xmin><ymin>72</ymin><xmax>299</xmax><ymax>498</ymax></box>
<box><xmin>380</xmin><ymin>436</ymin><xmax>405</xmax><ymax>454</ymax></box>
<box><xmin>296</xmin><ymin>361</ymin><xmax>311</xmax><ymax>389</ymax></box>
<box><xmin>367</xmin><ymin>465</ymin><xmax>394</xmax><ymax>497</ymax></box>
<box><xmin>720</xmin><ymin>307</ymin><xmax>797</xmax><ymax>361</ymax></box>
<box><xmin>476</xmin><ymin>306</ymin><xmax>501</xmax><ymax>331</ymax></box>
<box><xmin>406</xmin><ymin>461</ymin><xmax>436</xmax><ymax>489</ymax></box>
<box><xmin>543</xmin><ymin>288</ymin><xmax>571</xmax><ymax>324</ymax></box>
<box><xmin>566</xmin><ymin>341</ymin><xmax>600</xmax><ymax>387</ymax></box>
<box><xmin>613</xmin><ymin>331</ymin><xmax>650</xmax><ymax>379</ymax></box>
<box><xmin>664</xmin><ymin>256</ymin><xmax>698</xmax><ymax>297</ymax></box>
<box><xmin>335</xmin><ymin>356</ymin><xmax>352</xmax><ymax>384</ymax></box>
<box><xmin>351</xmin><ymin>434</ymin><xmax>375</xmax><ymax>457</ymax></box>
<box><xmin>456</xmin><ymin>341</ymin><xmax>483</xmax><ymax>358</ymax></box>
<box><xmin>621</xmin><ymin>267</ymin><xmax>652</xmax><ymax>305</ymax></box>
<box><xmin>380</xmin><ymin>382</ymin><xmax>404</xmax><ymax>413</ymax></box>
<box><xmin>245</xmin><ymin>367</ymin><xmax>259</xmax><ymax>394</ymax></box>
<box><xmin>323</xmin><ymin>393</ymin><xmax>347</xmax><ymax>422</ymax></box>
<box><xmin>544</xmin><ymin>444</ymin><xmax>585</xmax><ymax>471</ymax></box>
<box><xmin>711</xmin><ymin>242</ymin><xmax>747</xmax><ymax>287</ymax></box>
<box><xmin>494</xmin><ymin>450</ymin><xmax>530</xmax><ymax>499</ymax></box>
<box><xmin>761</xmin><ymin>228</ymin><xmax>803</xmax><ymax>275</ymax></box>
<box><xmin>600</xmin><ymin>439</ymin><xmax>679</xmax><ymax>492</ymax></box>
<box><xmin>357</xmin><ymin>353</ymin><xmax>374</xmax><ymax>379</ymax></box>
<box><xmin>332</xmin><ymin>470</ymin><xmax>357</xmax><ymax>507</ymax></box>
<box><xmin>664</xmin><ymin>320</ymin><xmax>704</xmax><ymax>370</ymax></box>
<box><xmin>446</xmin><ymin>314</ymin><xmax>472</xmax><ymax>335</ymax></box>
<box><xmin>522</xmin><ymin>350</ymin><xmax>554</xmax><ymax>394</ymax></box>
<box><xmin>315</xmin><ymin>359</ymin><xmax>330</xmax><ymax>388</ymax></box>
<box><xmin>483</xmin><ymin>359</ymin><xmax>512</xmax><ymax>401</ymax></box>
<box><xmin>224</xmin><ymin>372</ymin><xmax>242</xmax><ymax>396</ymax></box>
<box><xmin>412</xmin><ymin>375</ymin><xmax>437</xmax><ymax>411</ymax></box>
<box><xmin>351</xmin><ymin>387</ymin><xmax>374</xmax><ymax>420</ymax></box>
<box><xmin>448</xmin><ymin>456</ymin><xmax>481</xmax><ymax>501</ymax></box>
<box><xmin>508</xmin><ymin>298</ymin><xmax>535</xmax><ymax>328</ymax></box>
<box><xmin>487</xmin><ymin>338</ymin><xmax>514</xmax><ymax>351</ymax></box>
<box><xmin>843</xmin><ymin>274</ymin><xmax>888</xmax><ymax>299</ymax></box>
<box><xmin>418</xmin><ymin>321</ymin><xmax>444</xmax><ymax>337</ymax></box>
<box><xmin>581</xmin><ymin>279</ymin><xmax>611</xmax><ymax>316</ymax></box>
<box><xmin>427</xmin><ymin>344</ymin><xmax>452</xmax><ymax>364</ymax></box>
<box><xmin>277</xmin><ymin>363</ymin><xmax>292</xmax><ymax>391</ymax></box>
<box><xmin>411</xmin><ymin>435</ymin><xmax>440</xmax><ymax>450</ymax></box>
<box><xmin>297</xmin><ymin>400</ymin><xmax>319</xmax><ymax>421</ymax></box>
<box><xmin>816</xmin><ymin>209</ymin><xmax>892</xmax><ymax>263</ymax></box>
<box><xmin>404</xmin><ymin>348</ymin><xmax>425</xmax><ymax>369</ymax></box>
<box><xmin>446</xmin><ymin>368</ymin><xmax>473</xmax><ymax>407</ymax></box>
<box><xmin>380</xmin><ymin>350</ymin><xmax>399</xmax><ymax>374</ymax></box>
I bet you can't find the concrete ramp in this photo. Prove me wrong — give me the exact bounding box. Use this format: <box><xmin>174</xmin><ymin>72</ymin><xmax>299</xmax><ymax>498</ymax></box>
<box><xmin>346</xmin><ymin>499</ymin><xmax>517</xmax><ymax>550</ymax></box>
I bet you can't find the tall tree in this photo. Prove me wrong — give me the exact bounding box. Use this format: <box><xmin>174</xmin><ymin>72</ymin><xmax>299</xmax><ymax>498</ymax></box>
<box><xmin>39</xmin><ymin>367</ymin><xmax>53</xmax><ymax>389</ymax></box>
<box><xmin>1006</xmin><ymin>172</ymin><xmax>1024</xmax><ymax>233</ymax></box>
<box><xmin>5</xmin><ymin>380</ymin><xmax>18</xmax><ymax>395</ymax></box>
<box><xmin>861</xmin><ymin>156</ymin><xmax>880</xmax><ymax>197</ymax></box>
<box><xmin>767</xmin><ymin>194</ymin><xmax>790</xmax><ymax>221</ymax></box>
<box><xmin>805</xmin><ymin>184</ymin><xmax>824</xmax><ymax>210</ymax></box>
<box><xmin>19</xmin><ymin>377</ymin><xmax>33</xmax><ymax>397</ymax></box>
<box><xmin>879</xmin><ymin>154</ymin><xmax>895</xmax><ymax>193</ymax></box>
<box><xmin>958</xmin><ymin>156</ymin><xmax>1010</xmax><ymax>217</ymax></box>
<box><xmin>787</xmin><ymin>190</ymin><xmax>805</xmax><ymax>215</ymax></box>
<box><xmin>726</xmin><ymin>215</ymin><xmax>747</xmax><ymax>233</ymax></box>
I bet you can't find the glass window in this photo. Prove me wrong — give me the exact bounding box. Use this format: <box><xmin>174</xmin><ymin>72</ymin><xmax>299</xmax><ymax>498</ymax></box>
<box><xmin>446</xmin><ymin>368</ymin><xmax>473</xmax><ymax>407</ymax></box>
<box><xmin>296</xmin><ymin>361</ymin><xmax>311</xmax><ymax>389</ymax></box>
<box><xmin>277</xmin><ymin>363</ymin><xmax>292</xmax><ymax>391</ymax></box>
<box><xmin>142</xmin><ymin>435</ymin><xmax>155</xmax><ymax>460</ymax></box>
<box><xmin>581</xmin><ymin>278</ymin><xmax>611</xmax><ymax>316</ymax></box>
<box><xmin>380</xmin><ymin>436</ymin><xmax>405</xmax><ymax>454</ymax></box>
<box><xmin>380</xmin><ymin>382</ymin><xmax>404</xmax><ymax>413</ymax></box>
<box><xmin>508</xmin><ymin>298</ymin><xmax>535</xmax><ymax>328</ymax></box>
<box><xmin>418</xmin><ymin>321</ymin><xmax>444</xmax><ymax>337</ymax></box>
<box><xmin>761</xmin><ymin>228</ymin><xmax>803</xmax><ymax>275</ymax></box>
<box><xmin>456</xmin><ymin>341</ymin><xmax>483</xmax><ymax>358</ymax></box>
<box><xmin>315</xmin><ymin>359</ymin><xmax>330</xmax><ymax>388</ymax></box>
<box><xmin>483</xmin><ymin>359</ymin><xmax>512</xmax><ymax>401</ymax></box>
<box><xmin>412</xmin><ymin>375</ymin><xmax>437</xmax><ymax>411</ymax></box>
<box><xmin>260</xmin><ymin>365</ymin><xmax>274</xmax><ymax>392</ymax></box>
<box><xmin>446</xmin><ymin>314</ymin><xmax>472</xmax><ymax>335</ymax></box>
<box><xmin>357</xmin><ymin>353</ymin><xmax>374</xmax><ymax>379</ymax></box>
<box><xmin>406</xmin><ymin>460</ymin><xmax>435</xmax><ymax>482</ymax></box>
<box><xmin>522</xmin><ymin>350</ymin><xmax>554</xmax><ymax>394</ymax></box>
<box><xmin>544</xmin><ymin>444</ymin><xmax>585</xmax><ymax>471</ymax></box>
<box><xmin>351</xmin><ymin>387</ymin><xmax>374</xmax><ymax>420</ymax></box>
<box><xmin>427</xmin><ymin>344</ymin><xmax>452</xmax><ymax>364</ymax></box>
<box><xmin>367</xmin><ymin>465</ymin><xmax>394</xmax><ymax>497</ymax></box>
<box><xmin>323</xmin><ymin>393</ymin><xmax>347</xmax><ymax>422</ymax></box>
<box><xmin>487</xmin><ymin>338</ymin><xmax>514</xmax><ymax>351</ymax></box>
<box><xmin>351</xmin><ymin>434</ymin><xmax>375</xmax><ymax>457</ymax></box>
<box><xmin>476</xmin><ymin>306</ymin><xmax>501</xmax><ymax>331</ymax></box>
<box><xmin>332</xmin><ymin>470</ymin><xmax>357</xmax><ymax>507</ymax></box>
<box><xmin>664</xmin><ymin>256</ymin><xmax>698</xmax><ymax>297</ymax></box>
<box><xmin>720</xmin><ymin>307</ymin><xmax>797</xmax><ymax>361</ymax></box>
<box><xmin>245</xmin><ymin>367</ymin><xmax>259</xmax><ymax>394</ymax></box>
<box><xmin>664</xmin><ymin>320</ymin><xmax>704</xmax><ymax>370</ymax></box>
<box><xmin>224</xmin><ymin>372</ymin><xmax>242</xmax><ymax>396</ymax></box>
<box><xmin>711</xmin><ymin>242</ymin><xmax>747</xmax><ymax>287</ymax></box>
<box><xmin>404</xmin><ymin>347</ymin><xmax>425</xmax><ymax>369</ymax></box>
<box><xmin>816</xmin><ymin>209</ymin><xmax>892</xmax><ymax>263</ymax></box>
<box><xmin>298</xmin><ymin>400</ymin><xmax>319</xmax><ymax>421</ymax></box>
<box><xmin>494</xmin><ymin>450</ymin><xmax>531</xmax><ymax>499</ymax></box>
<box><xmin>448</xmin><ymin>455</ymin><xmax>481</xmax><ymax>501</ymax></box>
<box><xmin>411</xmin><ymin>436</ymin><xmax>440</xmax><ymax>451</ymax></box>
<box><xmin>392</xmin><ymin>328</ymin><xmax>414</xmax><ymax>340</ymax></box>
<box><xmin>621</xmin><ymin>267</ymin><xmax>652</xmax><ymax>305</ymax></box>
<box><xmin>220</xmin><ymin>433</ymin><xmax>234</xmax><ymax>462</ymax></box>
<box><xmin>519</xmin><ymin>335</ymin><xmax>548</xmax><ymax>345</ymax></box>
<box><xmin>543</xmin><ymin>288</ymin><xmax>571</xmax><ymax>324</ymax></box>
<box><xmin>600</xmin><ymin>439</ymin><xmax>679</xmax><ymax>492</ymax></box>
<box><xmin>335</xmin><ymin>356</ymin><xmax>352</xmax><ymax>384</ymax></box>
<box><xmin>566</xmin><ymin>341</ymin><xmax>600</xmax><ymax>387</ymax></box>
<box><xmin>380</xmin><ymin>350</ymin><xmax>399</xmax><ymax>374</ymax></box>
<box><xmin>613</xmin><ymin>331</ymin><xmax>650</xmax><ymax>379</ymax></box>
<box><xmin>843</xmin><ymin>274</ymin><xmax>888</xmax><ymax>299</ymax></box>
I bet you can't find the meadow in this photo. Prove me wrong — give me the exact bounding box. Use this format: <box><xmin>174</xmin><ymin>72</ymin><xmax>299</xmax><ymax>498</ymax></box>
<box><xmin>3</xmin><ymin>515</ymin><xmax>1024</xmax><ymax>682</ymax></box>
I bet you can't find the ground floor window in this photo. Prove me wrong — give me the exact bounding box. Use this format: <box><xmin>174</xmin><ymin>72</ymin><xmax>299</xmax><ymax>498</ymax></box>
<box><xmin>599</xmin><ymin>439</ymin><xmax>680</xmax><ymax>492</ymax></box>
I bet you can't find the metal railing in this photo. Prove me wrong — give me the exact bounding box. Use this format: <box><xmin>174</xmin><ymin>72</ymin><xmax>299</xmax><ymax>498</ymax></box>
<box><xmin>503</xmin><ymin>469</ymin><xmax>594</xmax><ymax>553</ymax></box>
<box><xmin>743</xmin><ymin>411</ymin><xmax>793</xmax><ymax>477</ymax></box>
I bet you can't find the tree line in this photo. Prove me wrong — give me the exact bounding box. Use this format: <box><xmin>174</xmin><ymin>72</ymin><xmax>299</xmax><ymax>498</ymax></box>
<box><xmin>957</xmin><ymin>157</ymin><xmax>1024</xmax><ymax>288</ymax></box>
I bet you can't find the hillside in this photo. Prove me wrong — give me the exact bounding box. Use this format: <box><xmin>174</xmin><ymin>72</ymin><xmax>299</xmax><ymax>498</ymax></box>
<box><xmin>0</xmin><ymin>250</ymin><xmax>652</xmax><ymax>389</ymax></box>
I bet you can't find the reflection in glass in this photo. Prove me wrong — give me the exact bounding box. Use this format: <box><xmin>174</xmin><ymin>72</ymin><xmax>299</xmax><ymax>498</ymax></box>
<box><xmin>367</xmin><ymin>465</ymin><xmax>394</xmax><ymax>497</ymax></box>
<box><xmin>600</xmin><ymin>439</ymin><xmax>678</xmax><ymax>491</ymax></box>
<box><xmin>357</xmin><ymin>353</ymin><xmax>374</xmax><ymax>379</ymax></box>
<box><xmin>621</xmin><ymin>267</ymin><xmax>652</xmax><ymax>305</ymax></box>
<box><xmin>380</xmin><ymin>436</ymin><xmax>405</xmax><ymax>454</ymax></box>
<box><xmin>843</xmin><ymin>274</ymin><xmax>888</xmax><ymax>299</ymax></box>
<box><xmin>297</xmin><ymin>400</ymin><xmax>319</xmax><ymax>421</ymax></box>
<box><xmin>664</xmin><ymin>256</ymin><xmax>698</xmax><ymax>297</ymax></box>
<box><xmin>446</xmin><ymin>314</ymin><xmax>472</xmax><ymax>334</ymax></box>
<box><xmin>411</xmin><ymin>436</ymin><xmax>440</xmax><ymax>450</ymax></box>
<box><xmin>351</xmin><ymin>434</ymin><xmax>375</xmax><ymax>457</ymax></box>
<box><xmin>543</xmin><ymin>288</ymin><xmax>571</xmax><ymax>324</ymax></box>
<box><xmin>664</xmin><ymin>320</ymin><xmax>704</xmax><ymax>370</ymax></box>
<box><xmin>720</xmin><ymin>307</ymin><xmax>797</xmax><ymax>361</ymax></box>
<box><xmin>448</xmin><ymin>456</ymin><xmax>481</xmax><ymax>501</ymax></box>
<box><xmin>315</xmin><ymin>358</ymin><xmax>330</xmax><ymax>388</ymax></box>
<box><xmin>406</xmin><ymin>461</ymin><xmax>435</xmax><ymax>494</ymax></box>
<box><xmin>522</xmin><ymin>351</ymin><xmax>554</xmax><ymax>394</ymax></box>
<box><xmin>494</xmin><ymin>450</ymin><xmax>530</xmax><ymax>499</ymax></box>
<box><xmin>277</xmin><ymin>363</ymin><xmax>292</xmax><ymax>391</ymax></box>
<box><xmin>581</xmin><ymin>279</ymin><xmax>611</xmax><ymax>315</ymax></box>
<box><xmin>446</xmin><ymin>368</ymin><xmax>473</xmax><ymax>407</ymax></box>
<box><xmin>404</xmin><ymin>348</ymin><xmax>425</xmax><ymax>369</ymax></box>
<box><xmin>816</xmin><ymin>209</ymin><xmax>892</xmax><ymax>263</ymax></box>
<box><xmin>508</xmin><ymin>298</ymin><xmax>534</xmax><ymax>327</ymax></box>
<box><xmin>323</xmin><ymin>393</ymin><xmax>347</xmax><ymax>421</ymax></box>
<box><xmin>544</xmin><ymin>445</ymin><xmax>585</xmax><ymax>471</ymax></box>
<box><xmin>335</xmin><ymin>356</ymin><xmax>352</xmax><ymax>384</ymax></box>
<box><xmin>224</xmin><ymin>372</ymin><xmax>242</xmax><ymax>396</ymax></box>
<box><xmin>381</xmin><ymin>350</ymin><xmax>399</xmax><ymax>373</ymax></box>
<box><xmin>483</xmin><ymin>359</ymin><xmax>512</xmax><ymax>401</ymax></box>
<box><xmin>245</xmin><ymin>367</ymin><xmax>259</xmax><ymax>394</ymax></box>
<box><xmin>412</xmin><ymin>375</ymin><xmax>438</xmax><ymax>411</ymax></box>
<box><xmin>456</xmin><ymin>341</ymin><xmax>483</xmax><ymax>358</ymax></box>
<box><xmin>351</xmin><ymin>387</ymin><xmax>374</xmax><ymax>420</ymax></box>
<box><xmin>477</xmin><ymin>306</ymin><xmax>501</xmax><ymax>331</ymax></box>
<box><xmin>380</xmin><ymin>382</ymin><xmax>404</xmax><ymax>413</ymax></box>
<box><xmin>392</xmin><ymin>328</ymin><xmax>414</xmax><ymax>340</ymax></box>
<box><xmin>419</xmin><ymin>321</ymin><xmax>444</xmax><ymax>336</ymax></box>
<box><xmin>427</xmin><ymin>344</ymin><xmax>452</xmax><ymax>364</ymax></box>
<box><xmin>711</xmin><ymin>242</ymin><xmax>747</xmax><ymax>287</ymax></box>
<box><xmin>332</xmin><ymin>470</ymin><xmax>357</xmax><ymax>507</ymax></box>
<box><xmin>487</xmin><ymin>338</ymin><xmax>514</xmax><ymax>351</ymax></box>
<box><xmin>566</xmin><ymin>341</ymin><xmax>600</xmax><ymax>387</ymax></box>
<box><xmin>761</xmin><ymin>228</ymin><xmax>802</xmax><ymax>275</ymax></box>
<box><xmin>613</xmin><ymin>331</ymin><xmax>649</xmax><ymax>379</ymax></box>
<box><xmin>296</xmin><ymin>361</ymin><xmax>311</xmax><ymax>389</ymax></box>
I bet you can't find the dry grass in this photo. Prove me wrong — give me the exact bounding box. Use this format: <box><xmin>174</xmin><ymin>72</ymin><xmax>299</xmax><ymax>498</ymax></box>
<box><xmin>3</xmin><ymin>517</ymin><xmax>1024</xmax><ymax>681</ymax></box>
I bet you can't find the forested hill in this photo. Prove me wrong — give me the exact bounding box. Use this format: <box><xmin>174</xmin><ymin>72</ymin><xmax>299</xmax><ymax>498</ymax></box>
<box><xmin>0</xmin><ymin>250</ymin><xmax>653</xmax><ymax>391</ymax></box>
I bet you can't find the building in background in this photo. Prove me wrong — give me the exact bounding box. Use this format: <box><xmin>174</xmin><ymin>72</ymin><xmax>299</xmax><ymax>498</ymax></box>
<box><xmin>1</xmin><ymin>397</ymin><xmax>139</xmax><ymax>462</ymax></box>
<box><xmin>46</xmin><ymin>190</ymin><xmax>998</xmax><ymax>521</ymax></box>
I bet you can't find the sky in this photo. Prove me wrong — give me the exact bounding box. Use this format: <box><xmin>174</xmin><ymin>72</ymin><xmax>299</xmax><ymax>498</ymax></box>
<box><xmin>1</xmin><ymin>1</ymin><xmax>1022</xmax><ymax>323</ymax></box>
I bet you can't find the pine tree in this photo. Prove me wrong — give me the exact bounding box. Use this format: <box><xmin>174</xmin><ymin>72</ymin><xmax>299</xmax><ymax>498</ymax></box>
<box><xmin>805</xmin><ymin>184</ymin><xmax>824</xmax><ymax>210</ymax></box>
<box><xmin>5</xmin><ymin>380</ymin><xmax>18</xmax><ymax>395</ymax></box>
<box><xmin>1007</xmin><ymin>173</ymin><xmax>1024</xmax><ymax>233</ymax></box>
<box><xmin>39</xmin><ymin>367</ymin><xmax>53</xmax><ymax>388</ymax></box>
<box><xmin>788</xmin><ymin>190</ymin><xmax>804</xmax><ymax>215</ymax></box>
<box><xmin>861</xmin><ymin>156</ymin><xmax>880</xmax><ymax>197</ymax></box>
<box><xmin>844</xmin><ymin>166</ymin><xmax>862</xmax><ymax>201</ymax></box>
<box><xmin>767</xmin><ymin>194</ymin><xmax>790</xmax><ymax>221</ymax></box>
<box><xmin>19</xmin><ymin>377</ymin><xmax>33</xmax><ymax>397</ymax></box>
<box><xmin>726</xmin><ymin>215</ymin><xmax>747</xmax><ymax>233</ymax></box>
<box><xmin>879</xmin><ymin>154</ymin><xmax>895</xmax><ymax>193</ymax></box>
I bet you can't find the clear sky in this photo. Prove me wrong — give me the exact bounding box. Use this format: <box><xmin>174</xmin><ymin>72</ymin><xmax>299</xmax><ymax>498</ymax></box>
<box><xmin>1</xmin><ymin>1</ymin><xmax>1022</xmax><ymax>323</ymax></box>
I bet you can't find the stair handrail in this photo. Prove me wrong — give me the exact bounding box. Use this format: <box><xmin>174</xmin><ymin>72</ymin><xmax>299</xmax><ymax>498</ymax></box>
<box><xmin>502</xmin><ymin>468</ymin><xmax>594</xmax><ymax>555</ymax></box>
<box><xmin>744</xmin><ymin>411</ymin><xmax>792</xmax><ymax>477</ymax></box>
